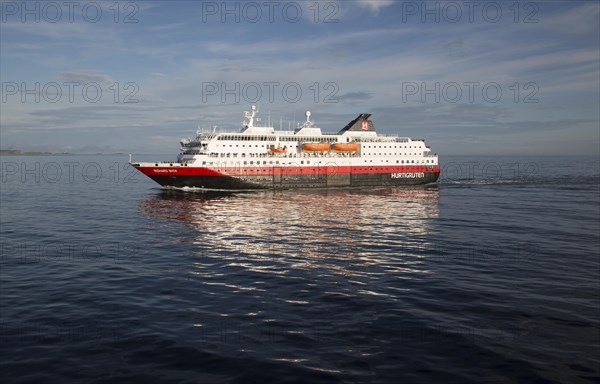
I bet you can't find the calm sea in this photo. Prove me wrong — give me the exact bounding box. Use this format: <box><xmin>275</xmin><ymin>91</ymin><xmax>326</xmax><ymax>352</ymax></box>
<box><xmin>1</xmin><ymin>155</ymin><xmax>598</xmax><ymax>384</ymax></box>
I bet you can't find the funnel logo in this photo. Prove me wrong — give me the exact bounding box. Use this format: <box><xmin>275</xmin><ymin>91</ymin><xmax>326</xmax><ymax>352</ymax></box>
<box><xmin>361</xmin><ymin>121</ymin><xmax>369</xmax><ymax>130</ymax></box>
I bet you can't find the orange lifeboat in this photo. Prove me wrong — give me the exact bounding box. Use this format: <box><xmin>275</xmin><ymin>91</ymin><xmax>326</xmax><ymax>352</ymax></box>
<box><xmin>332</xmin><ymin>142</ymin><xmax>359</xmax><ymax>152</ymax></box>
<box><xmin>269</xmin><ymin>145</ymin><xmax>287</xmax><ymax>153</ymax></box>
<box><xmin>302</xmin><ymin>142</ymin><xmax>330</xmax><ymax>152</ymax></box>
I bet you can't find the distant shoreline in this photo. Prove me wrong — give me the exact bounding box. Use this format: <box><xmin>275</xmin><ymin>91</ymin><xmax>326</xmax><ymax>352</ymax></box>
<box><xmin>0</xmin><ymin>150</ymin><xmax>125</xmax><ymax>156</ymax></box>
<box><xmin>1</xmin><ymin>149</ymin><xmax>62</xmax><ymax>155</ymax></box>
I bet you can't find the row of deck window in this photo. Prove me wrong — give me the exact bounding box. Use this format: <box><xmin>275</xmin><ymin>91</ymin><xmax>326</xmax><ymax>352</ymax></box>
<box><xmin>201</xmin><ymin>159</ymin><xmax>436</xmax><ymax>165</ymax></box>
<box><xmin>214</xmin><ymin>135</ymin><xmax>414</xmax><ymax>143</ymax></box>
<box><xmin>212</xmin><ymin>143</ymin><xmax>422</xmax><ymax>149</ymax></box>
<box><xmin>203</xmin><ymin>152</ymin><xmax>432</xmax><ymax>159</ymax></box>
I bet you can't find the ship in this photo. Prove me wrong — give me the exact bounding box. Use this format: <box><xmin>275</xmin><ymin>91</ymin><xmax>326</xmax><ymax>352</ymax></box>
<box><xmin>130</xmin><ymin>106</ymin><xmax>440</xmax><ymax>190</ymax></box>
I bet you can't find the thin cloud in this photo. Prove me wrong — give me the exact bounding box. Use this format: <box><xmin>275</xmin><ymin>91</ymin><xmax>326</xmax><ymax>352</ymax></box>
<box><xmin>54</xmin><ymin>70</ymin><xmax>116</xmax><ymax>85</ymax></box>
<box><xmin>337</xmin><ymin>92</ymin><xmax>373</xmax><ymax>101</ymax></box>
<box><xmin>355</xmin><ymin>0</ymin><xmax>394</xmax><ymax>14</ymax></box>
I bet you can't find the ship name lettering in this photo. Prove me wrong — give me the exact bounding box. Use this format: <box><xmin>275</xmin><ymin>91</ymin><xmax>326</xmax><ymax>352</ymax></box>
<box><xmin>391</xmin><ymin>172</ymin><xmax>425</xmax><ymax>179</ymax></box>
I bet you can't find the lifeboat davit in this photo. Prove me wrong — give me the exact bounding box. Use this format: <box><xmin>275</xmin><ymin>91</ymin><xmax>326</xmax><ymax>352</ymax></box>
<box><xmin>332</xmin><ymin>142</ymin><xmax>359</xmax><ymax>152</ymax></box>
<box><xmin>269</xmin><ymin>145</ymin><xmax>287</xmax><ymax>153</ymax></box>
<box><xmin>302</xmin><ymin>142</ymin><xmax>330</xmax><ymax>152</ymax></box>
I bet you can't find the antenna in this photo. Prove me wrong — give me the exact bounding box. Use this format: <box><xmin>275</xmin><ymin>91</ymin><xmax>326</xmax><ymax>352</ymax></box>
<box><xmin>302</xmin><ymin>110</ymin><xmax>313</xmax><ymax>128</ymax></box>
<box><xmin>293</xmin><ymin>109</ymin><xmax>296</xmax><ymax>128</ymax></box>
<box><xmin>244</xmin><ymin>105</ymin><xmax>258</xmax><ymax>128</ymax></box>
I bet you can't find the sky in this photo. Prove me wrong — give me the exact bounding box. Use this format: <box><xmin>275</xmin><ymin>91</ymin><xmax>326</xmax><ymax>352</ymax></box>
<box><xmin>0</xmin><ymin>0</ymin><xmax>599</xmax><ymax>155</ymax></box>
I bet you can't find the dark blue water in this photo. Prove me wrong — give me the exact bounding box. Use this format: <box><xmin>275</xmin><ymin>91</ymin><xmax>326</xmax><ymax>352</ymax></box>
<box><xmin>1</xmin><ymin>155</ymin><xmax>598</xmax><ymax>384</ymax></box>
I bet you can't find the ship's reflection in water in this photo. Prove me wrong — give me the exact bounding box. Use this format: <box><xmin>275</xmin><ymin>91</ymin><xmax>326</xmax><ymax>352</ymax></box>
<box><xmin>140</xmin><ymin>186</ymin><xmax>440</xmax><ymax>289</ymax></box>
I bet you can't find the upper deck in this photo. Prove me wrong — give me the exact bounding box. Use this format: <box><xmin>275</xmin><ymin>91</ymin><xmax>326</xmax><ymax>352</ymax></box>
<box><xmin>176</xmin><ymin>106</ymin><xmax>437</xmax><ymax>165</ymax></box>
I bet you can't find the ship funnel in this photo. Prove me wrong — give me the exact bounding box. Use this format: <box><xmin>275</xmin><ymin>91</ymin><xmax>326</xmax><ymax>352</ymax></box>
<box><xmin>337</xmin><ymin>113</ymin><xmax>375</xmax><ymax>134</ymax></box>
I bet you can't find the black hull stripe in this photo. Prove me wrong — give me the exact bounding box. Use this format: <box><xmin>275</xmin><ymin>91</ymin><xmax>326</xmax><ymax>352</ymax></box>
<box><xmin>145</xmin><ymin>172</ymin><xmax>440</xmax><ymax>190</ymax></box>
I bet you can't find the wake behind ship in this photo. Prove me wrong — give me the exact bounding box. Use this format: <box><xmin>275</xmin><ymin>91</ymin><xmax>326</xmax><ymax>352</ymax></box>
<box><xmin>130</xmin><ymin>106</ymin><xmax>440</xmax><ymax>190</ymax></box>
